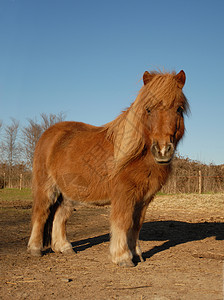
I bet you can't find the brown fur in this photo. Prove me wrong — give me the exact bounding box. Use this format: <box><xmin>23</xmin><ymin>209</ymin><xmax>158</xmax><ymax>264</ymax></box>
<box><xmin>28</xmin><ymin>70</ymin><xmax>189</xmax><ymax>266</ymax></box>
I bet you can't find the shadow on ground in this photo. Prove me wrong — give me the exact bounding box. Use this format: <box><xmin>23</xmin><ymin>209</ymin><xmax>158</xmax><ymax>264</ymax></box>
<box><xmin>140</xmin><ymin>221</ymin><xmax>224</xmax><ymax>260</ymax></box>
<box><xmin>70</xmin><ymin>221</ymin><xmax>224</xmax><ymax>260</ymax></box>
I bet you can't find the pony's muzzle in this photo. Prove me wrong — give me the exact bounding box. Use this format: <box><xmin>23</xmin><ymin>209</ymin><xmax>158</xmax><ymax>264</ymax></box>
<box><xmin>151</xmin><ymin>142</ymin><xmax>174</xmax><ymax>164</ymax></box>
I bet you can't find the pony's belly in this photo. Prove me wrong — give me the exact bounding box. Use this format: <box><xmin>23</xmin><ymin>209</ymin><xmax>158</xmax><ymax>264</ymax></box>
<box><xmin>64</xmin><ymin>192</ymin><xmax>111</xmax><ymax>207</ymax></box>
<box><xmin>58</xmin><ymin>181</ymin><xmax>111</xmax><ymax>206</ymax></box>
<box><xmin>88</xmin><ymin>198</ymin><xmax>111</xmax><ymax>206</ymax></box>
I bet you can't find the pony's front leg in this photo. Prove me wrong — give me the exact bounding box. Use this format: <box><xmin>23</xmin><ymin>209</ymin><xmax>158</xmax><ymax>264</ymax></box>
<box><xmin>127</xmin><ymin>203</ymin><xmax>149</xmax><ymax>263</ymax></box>
<box><xmin>127</xmin><ymin>229</ymin><xmax>144</xmax><ymax>262</ymax></box>
<box><xmin>110</xmin><ymin>223</ymin><xmax>134</xmax><ymax>267</ymax></box>
<box><xmin>110</xmin><ymin>199</ymin><xmax>135</xmax><ymax>267</ymax></box>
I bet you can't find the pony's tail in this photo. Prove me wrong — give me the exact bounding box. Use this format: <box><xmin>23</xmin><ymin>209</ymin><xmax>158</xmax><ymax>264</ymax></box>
<box><xmin>43</xmin><ymin>193</ymin><xmax>63</xmax><ymax>247</ymax></box>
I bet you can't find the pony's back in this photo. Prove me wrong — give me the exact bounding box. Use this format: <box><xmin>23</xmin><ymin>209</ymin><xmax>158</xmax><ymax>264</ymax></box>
<box><xmin>32</xmin><ymin>120</ymin><xmax>112</xmax><ymax>205</ymax></box>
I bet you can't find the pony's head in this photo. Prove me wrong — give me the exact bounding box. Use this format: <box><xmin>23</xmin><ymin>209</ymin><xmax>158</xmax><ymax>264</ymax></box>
<box><xmin>142</xmin><ymin>70</ymin><xmax>189</xmax><ymax>164</ymax></box>
<box><xmin>106</xmin><ymin>70</ymin><xmax>189</xmax><ymax>171</ymax></box>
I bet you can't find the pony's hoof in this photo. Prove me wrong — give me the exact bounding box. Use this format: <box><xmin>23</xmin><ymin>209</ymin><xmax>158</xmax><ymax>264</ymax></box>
<box><xmin>28</xmin><ymin>248</ymin><xmax>42</xmax><ymax>257</ymax></box>
<box><xmin>133</xmin><ymin>254</ymin><xmax>145</xmax><ymax>264</ymax></box>
<box><xmin>62</xmin><ymin>247</ymin><xmax>74</xmax><ymax>255</ymax></box>
<box><xmin>139</xmin><ymin>255</ymin><xmax>145</xmax><ymax>263</ymax></box>
<box><xmin>118</xmin><ymin>260</ymin><xmax>135</xmax><ymax>268</ymax></box>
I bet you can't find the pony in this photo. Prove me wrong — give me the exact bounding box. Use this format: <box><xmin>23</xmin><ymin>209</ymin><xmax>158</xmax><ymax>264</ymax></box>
<box><xmin>28</xmin><ymin>70</ymin><xmax>189</xmax><ymax>267</ymax></box>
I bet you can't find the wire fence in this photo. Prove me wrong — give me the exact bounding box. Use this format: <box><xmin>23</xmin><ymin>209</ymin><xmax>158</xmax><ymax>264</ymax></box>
<box><xmin>0</xmin><ymin>172</ymin><xmax>32</xmax><ymax>190</ymax></box>
<box><xmin>161</xmin><ymin>172</ymin><xmax>224</xmax><ymax>194</ymax></box>
<box><xmin>1</xmin><ymin>171</ymin><xmax>224</xmax><ymax>194</ymax></box>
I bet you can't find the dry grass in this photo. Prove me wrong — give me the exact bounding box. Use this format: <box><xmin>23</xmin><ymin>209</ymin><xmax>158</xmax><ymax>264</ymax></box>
<box><xmin>147</xmin><ymin>193</ymin><xmax>224</xmax><ymax>223</ymax></box>
<box><xmin>0</xmin><ymin>188</ymin><xmax>223</xmax><ymax>211</ymax></box>
<box><xmin>153</xmin><ymin>193</ymin><xmax>224</xmax><ymax>210</ymax></box>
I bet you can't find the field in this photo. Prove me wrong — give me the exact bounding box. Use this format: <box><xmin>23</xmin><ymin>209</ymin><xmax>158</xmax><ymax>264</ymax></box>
<box><xmin>0</xmin><ymin>189</ymin><xmax>224</xmax><ymax>299</ymax></box>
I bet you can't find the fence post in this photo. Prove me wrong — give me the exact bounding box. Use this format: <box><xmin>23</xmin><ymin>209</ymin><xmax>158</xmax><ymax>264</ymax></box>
<box><xmin>3</xmin><ymin>172</ymin><xmax>6</xmax><ymax>189</ymax></box>
<box><xmin>198</xmin><ymin>170</ymin><xmax>202</xmax><ymax>194</ymax></box>
<box><xmin>174</xmin><ymin>171</ymin><xmax>177</xmax><ymax>193</ymax></box>
<box><xmin>19</xmin><ymin>173</ymin><xmax>22</xmax><ymax>190</ymax></box>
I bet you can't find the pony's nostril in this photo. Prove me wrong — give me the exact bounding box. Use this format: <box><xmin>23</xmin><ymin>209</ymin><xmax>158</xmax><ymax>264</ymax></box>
<box><xmin>166</xmin><ymin>144</ymin><xmax>171</xmax><ymax>153</ymax></box>
<box><xmin>151</xmin><ymin>142</ymin><xmax>159</xmax><ymax>156</ymax></box>
<box><xmin>166</xmin><ymin>143</ymin><xmax>174</xmax><ymax>155</ymax></box>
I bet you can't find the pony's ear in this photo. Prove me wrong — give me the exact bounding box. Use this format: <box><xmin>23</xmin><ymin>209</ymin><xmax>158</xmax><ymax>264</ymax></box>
<box><xmin>143</xmin><ymin>71</ymin><xmax>153</xmax><ymax>85</ymax></box>
<box><xmin>175</xmin><ymin>70</ymin><xmax>186</xmax><ymax>88</ymax></box>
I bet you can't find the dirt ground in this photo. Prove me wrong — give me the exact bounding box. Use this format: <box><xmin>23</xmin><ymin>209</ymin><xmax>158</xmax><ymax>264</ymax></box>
<box><xmin>0</xmin><ymin>191</ymin><xmax>224</xmax><ymax>300</ymax></box>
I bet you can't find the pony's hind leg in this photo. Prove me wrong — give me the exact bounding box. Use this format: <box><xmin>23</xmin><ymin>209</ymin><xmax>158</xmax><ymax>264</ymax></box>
<box><xmin>28</xmin><ymin>188</ymin><xmax>52</xmax><ymax>256</ymax></box>
<box><xmin>51</xmin><ymin>195</ymin><xmax>74</xmax><ymax>254</ymax></box>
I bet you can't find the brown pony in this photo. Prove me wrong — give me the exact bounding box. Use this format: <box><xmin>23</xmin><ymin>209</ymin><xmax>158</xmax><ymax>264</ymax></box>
<box><xmin>28</xmin><ymin>70</ymin><xmax>189</xmax><ymax>267</ymax></box>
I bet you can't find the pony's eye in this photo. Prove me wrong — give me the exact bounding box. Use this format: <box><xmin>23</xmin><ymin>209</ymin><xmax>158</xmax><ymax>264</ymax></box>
<box><xmin>177</xmin><ymin>106</ymin><xmax>184</xmax><ymax>115</ymax></box>
<box><xmin>146</xmin><ymin>107</ymin><xmax>151</xmax><ymax>114</ymax></box>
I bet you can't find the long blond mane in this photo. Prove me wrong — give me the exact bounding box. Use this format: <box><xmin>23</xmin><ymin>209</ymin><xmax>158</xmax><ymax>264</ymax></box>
<box><xmin>103</xmin><ymin>71</ymin><xmax>188</xmax><ymax>174</ymax></box>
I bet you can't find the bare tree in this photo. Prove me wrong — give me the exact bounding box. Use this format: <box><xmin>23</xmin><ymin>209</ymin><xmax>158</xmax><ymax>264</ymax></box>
<box><xmin>2</xmin><ymin>119</ymin><xmax>20</xmax><ymax>187</ymax></box>
<box><xmin>22</xmin><ymin>119</ymin><xmax>42</xmax><ymax>169</ymax></box>
<box><xmin>40</xmin><ymin>112</ymin><xmax>66</xmax><ymax>131</ymax></box>
<box><xmin>22</xmin><ymin>112</ymin><xmax>66</xmax><ymax>169</ymax></box>
<box><xmin>0</xmin><ymin>120</ymin><xmax>3</xmax><ymax>163</ymax></box>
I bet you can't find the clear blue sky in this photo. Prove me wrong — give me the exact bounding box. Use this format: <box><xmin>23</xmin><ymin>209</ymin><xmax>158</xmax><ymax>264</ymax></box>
<box><xmin>0</xmin><ymin>0</ymin><xmax>224</xmax><ymax>165</ymax></box>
